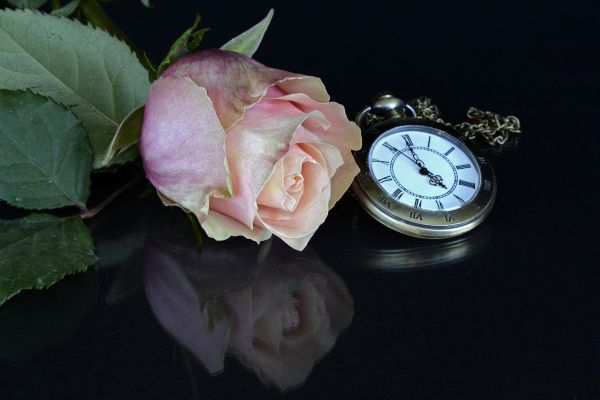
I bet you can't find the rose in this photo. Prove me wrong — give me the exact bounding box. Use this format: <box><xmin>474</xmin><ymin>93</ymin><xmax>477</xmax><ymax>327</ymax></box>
<box><xmin>142</xmin><ymin>232</ymin><xmax>353</xmax><ymax>391</ymax></box>
<box><xmin>222</xmin><ymin>250</ymin><xmax>353</xmax><ymax>390</ymax></box>
<box><xmin>140</xmin><ymin>49</ymin><xmax>361</xmax><ymax>251</ymax></box>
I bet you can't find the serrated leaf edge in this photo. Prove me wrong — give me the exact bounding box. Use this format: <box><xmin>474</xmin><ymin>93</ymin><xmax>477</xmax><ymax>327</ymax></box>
<box><xmin>0</xmin><ymin>216</ymin><xmax>96</xmax><ymax>306</ymax></box>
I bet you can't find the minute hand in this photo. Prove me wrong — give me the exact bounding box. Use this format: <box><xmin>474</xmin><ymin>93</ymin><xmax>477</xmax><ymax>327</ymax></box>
<box><xmin>402</xmin><ymin>138</ymin><xmax>426</xmax><ymax>168</ymax></box>
<box><xmin>399</xmin><ymin>149</ymin><xmax>425</xmax><ymax>168</ymax></box>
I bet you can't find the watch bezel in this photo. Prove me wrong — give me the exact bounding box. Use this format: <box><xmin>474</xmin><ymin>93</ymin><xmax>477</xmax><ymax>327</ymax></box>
<box><xmin>351</xmin><ymin>118</ymin><xmax>496</xmax><ymax>239</ymax></box>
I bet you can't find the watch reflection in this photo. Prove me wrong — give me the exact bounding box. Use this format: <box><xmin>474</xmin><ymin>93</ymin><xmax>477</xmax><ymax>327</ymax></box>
<box><xmin>142</xmin><ymin>221</ymin><xmax>353</xmax><ymax>391</ymax></box>
<box><xmin>317</xmin><ymin>200</ymin><xmax>492</xmax><ymax>270</ymax></box>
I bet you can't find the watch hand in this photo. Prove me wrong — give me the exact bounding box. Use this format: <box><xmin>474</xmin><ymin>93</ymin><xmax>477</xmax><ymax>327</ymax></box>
<box><xmin>399</xmin><ymin>139</ymin><xmax>448</xmax><ymax>189</ymax></box>
<box><xmin>402</xmin><ymin>137</ymin><xmax>418</xmax><ymax>157</ymax></box>
<box><xmin>401</xmin><ymin>139</ymin><xmax>426</xmax><ymax>168</ymax></box>
<box><xmin>399</xmin><ymin>150</ymin><xmax>424</xmax><ymax>167</ymax></box>
<box><xmin>399</xmin><ymin>150</ymin><xmax>448</xmax><ymax>188</ymax></box>
<box><xmin>426</xmin><ymin>171</ymin><xmax>448</xmax><ymax>189</ymax></box>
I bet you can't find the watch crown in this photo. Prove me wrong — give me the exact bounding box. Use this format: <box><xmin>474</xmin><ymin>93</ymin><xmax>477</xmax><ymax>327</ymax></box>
<box><xmin>371</xmin><ymin>91</ymin><xmax>395</xmax><ymax>103</ymax></box>
<box><xmin>371</xmin><ymin>93</ymin><xmax>405</xmax><ymax>117</ymax></box>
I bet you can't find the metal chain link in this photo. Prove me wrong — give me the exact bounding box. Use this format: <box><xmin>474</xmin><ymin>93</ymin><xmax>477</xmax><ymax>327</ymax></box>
<box><xmin>409</xmin><ymin>97</ymin><xmax>521</xmax><ymax>146</ymax></box>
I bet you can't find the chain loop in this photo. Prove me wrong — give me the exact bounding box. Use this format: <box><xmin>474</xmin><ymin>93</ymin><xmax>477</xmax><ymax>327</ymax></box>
<box><xmin>410</xmin><ymin>97</ymin><xmax>521</xmax><ymax>146</ymax></box>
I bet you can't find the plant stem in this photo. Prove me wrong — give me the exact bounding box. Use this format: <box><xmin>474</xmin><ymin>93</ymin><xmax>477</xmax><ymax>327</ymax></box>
<box><xmin>50</xmin><ymin>0</ymin><xmax>61</xmax><ymax>10</ymax></box>
<box><xmin>80</xmin><ymin>175</ymin><xmax>144</xmax><ymax>220</ymax></box>
<box><xmin>79</xmin><ymin>0</ymin><xmax>145</xmax><ymax>61</ymax></box>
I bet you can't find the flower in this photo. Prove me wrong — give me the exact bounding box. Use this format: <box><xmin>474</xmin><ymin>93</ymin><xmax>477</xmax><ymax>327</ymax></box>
<box><xmin>142</xmin><ymin>235</ymin><xmax>353</xmax><ymax>391</ymax></box>
<box><xmin>140</xmin><ymin>49</ymin><xmax>361</xmax><ymax>250</ymax></box>
<box><xmin>222</xmin><ymin>253</ymin><xmax>353</xmax><ymax>390</ymax></box>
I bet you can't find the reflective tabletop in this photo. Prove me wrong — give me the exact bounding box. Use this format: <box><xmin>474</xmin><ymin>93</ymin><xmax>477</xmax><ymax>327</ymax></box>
<box><xmin>1</xmin><ymin>0</ymin><xmax>599</xmax><ymax>399</ymax></box>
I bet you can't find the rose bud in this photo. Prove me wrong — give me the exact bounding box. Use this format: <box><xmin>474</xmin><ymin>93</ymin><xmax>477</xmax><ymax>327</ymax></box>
<box><xmin>140</xmin><ymin>49</ymin><xmax>361</xmax><ymax>251</ymax></box>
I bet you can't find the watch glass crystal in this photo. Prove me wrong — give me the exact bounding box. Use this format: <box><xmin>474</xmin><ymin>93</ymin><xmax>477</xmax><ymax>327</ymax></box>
<box><xmin>368</xmin><ymin>125</ymin><xmax>481</xmax><ymax>212</ymax></box>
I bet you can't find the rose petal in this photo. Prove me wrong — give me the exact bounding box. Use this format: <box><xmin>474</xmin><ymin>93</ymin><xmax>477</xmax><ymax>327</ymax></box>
<box><xmin>222</xmin><ymin>288</ymin><xmax>255</xmax><ymax>357</ymax></box>
<box><xmin>257</xmin><ymin>145</ymin><xmax>313</xmax><ymax>212</ymax></box>
<box><xmin>163</xmin><ymin>49</ymin><xmax>326</xmax><ymax>130</ymax></box>
<box><xmin>253</xmin><ymin>295</ymin><xmax>297</xmax><ymax>353</ymax></box>
<box><xmin>143</xmin><ymin>246</ymin><xmax>229</xmax><ymax>374</ymax></box>
<box><xmin>329</xmin><ymin>148</ymin><xmax>361</xmax><ymax>207</ymax></box>
<box><xmin>292</xmin><ymin>278</ymin><xmax>328</xmax><ymax>338</ymax></box>
<box><xmin>140</xmin><ymin>76</ymin><xmax>229</xmax><ymax>223</ymax></box>
<box><xmin>299</xmin><ymin>141</ymin><xmax>344</xmax><ymax>179</ymax></box>
<box><xmin>274</xmin><ymin>93</ymin><xmax>362</xmax><ymax>151</ymax></box>
<box><xmin>257</xmin><ymin>161</ymin><xmax>331</xmax><ymax>251</ymax></box>
<box><xmin>209</xmin><ymin>98</ymin><xmax>315</xmax><ymax>228</ymax></box>
<box><xmin>276</xmin><ymin>77</ymin><xmax>329</xmax><ymax>103</ymax></box>
<box><xmin>263</xmin><ymin>94</ymin><xmax>361</xmax><ymax>208</ymax></box>
<box><xmin>254</xmin><ymin>158</ymin><xmax>287</xmax><ymax>210</ymax></box>
<box><xmin>201</xmin><ymin>210</ymin><xmax>272</xmax><ymax>243</ymax></box>
<box><xmin>257</xmin><ymin>156</ymin><xmax>328</xmax><ymax>223</ymax></box>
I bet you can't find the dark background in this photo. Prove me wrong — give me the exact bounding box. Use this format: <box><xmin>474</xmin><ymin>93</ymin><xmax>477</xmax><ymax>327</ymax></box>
<box><xmin>1</xmin><ymin>0</ymin><xmax>599</xmax><ymax>399</ymax></box>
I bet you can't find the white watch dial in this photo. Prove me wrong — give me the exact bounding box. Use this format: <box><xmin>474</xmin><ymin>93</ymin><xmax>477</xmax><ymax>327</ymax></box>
<box><xmin>368</xmin><ymin>125</ymin><xmax>481</xmax><ymax>211</ymax></box>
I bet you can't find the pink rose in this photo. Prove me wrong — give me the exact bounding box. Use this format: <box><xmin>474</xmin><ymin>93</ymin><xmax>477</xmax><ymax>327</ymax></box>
<box><xmin>140</xmin><ymin>49</ymin><xmax>361</xmax><ymax>250</ymax></box>
<box><xmin>142</xmin><ymin>236</ymin><xmax>353</xmax><ymax>391</ymax></box>
<box><xmin>222</xmin><ymin>252</ymin><xmax>353</xmax><ymax>390</ymax></box>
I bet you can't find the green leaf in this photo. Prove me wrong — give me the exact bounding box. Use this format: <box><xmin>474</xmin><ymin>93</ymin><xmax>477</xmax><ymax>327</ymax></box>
<box><xmin>157</xmin><ymin>15</ymin><xmax>209</xmax><ymax>76</ymax></box>
<box><xmin>140</xmin><ymin>0</ymin><xmax>151</xmax><ymax>8</ymax></box>
<box><xmin>101</xmin><ymin>105</ymin><xmax>144</xmax><ymax>166</ymax></box>
<box><xmin>51</xmin><ymin>0</ymin><xmax>80</xmax><ymax>17</ymax></box>
<box><xmin>220</xmin><ymin>9</ymin><xmax>274</xmax><ymax>57</ymax></box>
<box><xmin>0</xmin><ymin>9</ymin><xmax>151</xmax><ymax>168</ymax></box>
<box><xmin>6</xmin><ymin>0</ymin><xmax>47</xmax><ymax>9</ymax></box>
<box><xmin>0</xmin><ymin>90</ymin><xmax>93</xmax><ymax>210</ymax></box>
<box><xmin>0</xmin><ymin>214</ymin><xmax>96</xmax><ymax>306</ymax></box>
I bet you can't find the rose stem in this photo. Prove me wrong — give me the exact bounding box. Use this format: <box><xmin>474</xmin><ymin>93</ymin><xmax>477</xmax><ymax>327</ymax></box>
<box><xmin>80</xmin><ymin>174</ymin><xmax>145</xmax><ymax>220</ymax></box>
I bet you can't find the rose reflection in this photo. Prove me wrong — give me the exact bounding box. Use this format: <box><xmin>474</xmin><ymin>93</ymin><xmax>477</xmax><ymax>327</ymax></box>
<box><xmin>143</xmin><ymin>237</ymin><xmax>353</xmax><ymax>391</ymax></box>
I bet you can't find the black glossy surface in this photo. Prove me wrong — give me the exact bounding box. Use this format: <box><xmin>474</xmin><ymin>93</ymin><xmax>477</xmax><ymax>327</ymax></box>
<box><xmin>1</xmin><ymin>1</ymin><xmax>599</xmax><ymax>399</ymax></box>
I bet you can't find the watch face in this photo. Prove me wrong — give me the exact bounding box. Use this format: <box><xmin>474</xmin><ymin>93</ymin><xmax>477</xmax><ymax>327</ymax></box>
<box><xmin>368</xmin><ymin>125</ymin><xmax>481</xmax><ymax>211</ymax></box>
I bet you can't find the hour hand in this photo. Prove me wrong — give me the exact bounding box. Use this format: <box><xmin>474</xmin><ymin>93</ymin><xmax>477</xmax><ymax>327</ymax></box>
<box><xmin>427</xmin><ymin>172</ymin><xmax>447</xmax><ymax>189</ymax></box>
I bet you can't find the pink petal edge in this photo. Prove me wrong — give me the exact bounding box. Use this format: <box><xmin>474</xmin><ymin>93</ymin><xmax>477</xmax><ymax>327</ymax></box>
<box><xmin>140</xmin><ymin>76</ymin><xmax>230</xmax><ymax>223</ymax></box>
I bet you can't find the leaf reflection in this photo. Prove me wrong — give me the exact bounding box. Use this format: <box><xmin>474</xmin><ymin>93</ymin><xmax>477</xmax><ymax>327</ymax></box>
<box><xmin>142</xmin><ymin>221</ymin><xmax>353</xmax><ymax>391</ymax></box>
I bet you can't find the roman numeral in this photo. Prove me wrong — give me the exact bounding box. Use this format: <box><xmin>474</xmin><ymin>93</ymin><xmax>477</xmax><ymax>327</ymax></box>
<box><xmin>414</xmin><ymin>198</ymin><xmax>422</xmax><ymax>209</ymax></box>
<box><xmin>392</xmin><ymin>189</ymin><xmax>403</xmax><ymax>199</ymax></box>
<box><xmin>377</xmin><ymin>194</ymin><xmax>392</xmax><ymax>208</ymax></box>
<box><xmin>427</xmin><ymin>136</ymin><xmax>431</xmax><ymax>147</ymax></box>
<box><xmin>435</xmin><ymin>200</ymin><xmax>444</xmax><ymax>210</ymax></box>
<box><xmin>456</xmin><ymin>164</ymin><xmax>471</xmax><ymax>170</ymax></box>
<box><xmin>409</xmin><ymin>211</ymin><xmax>423</xmax><ymax>220</ymax></box>
<box><xmin>444</xmin><ymin>215</ymin><xmax>455</xmax><ymax>222</ymax></box>
<box><xmin>459</xmin><ymin>180</ymin><xmax>476</xmax><ymax>189</ymax></box>
<box><xmin>372</xmin><ymin>159</ymin><xmax>390</xmax><ymax>165</ymax></box>
<box><xmin>401</xmin><ymin>134</ymin><xmax>413</xmax><ymax>147</ymax></box>
<box><xmin>444</xmin><ymin>147</ymin><xmax>455</xmax><ymax>156</ymax></box>
<box><xmin>454</xmin><ymin>194</ymin><xmax>465</xmax><ymax>204</ymax></box>
<box><xmin>383</xmin><ymin>142</ymin><xmax>398</xmax><ymax>153</ymax></box>
<box><xmin>378</xmin><ymin>175</ymin><xmax>392</xmax><ymax>183</ymax></box>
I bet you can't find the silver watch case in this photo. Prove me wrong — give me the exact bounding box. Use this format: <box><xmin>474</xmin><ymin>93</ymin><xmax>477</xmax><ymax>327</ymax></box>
<box><xmin>351</xmin><ymin>117</ymin><xmax>497</xmax><ymax>239</ymax></box>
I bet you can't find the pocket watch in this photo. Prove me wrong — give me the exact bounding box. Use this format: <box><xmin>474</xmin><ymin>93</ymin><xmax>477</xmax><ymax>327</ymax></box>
<box><xmin>351</xmin><ymin>94</ymin><xmax>500</xmax><ymax>239</ymax></box>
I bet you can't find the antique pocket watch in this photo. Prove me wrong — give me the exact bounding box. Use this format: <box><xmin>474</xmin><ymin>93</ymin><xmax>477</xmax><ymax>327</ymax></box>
<box><xmin>351</xmin><ymin>94</ymin><xmax>515</xmax><ymax>239</ymax></box>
